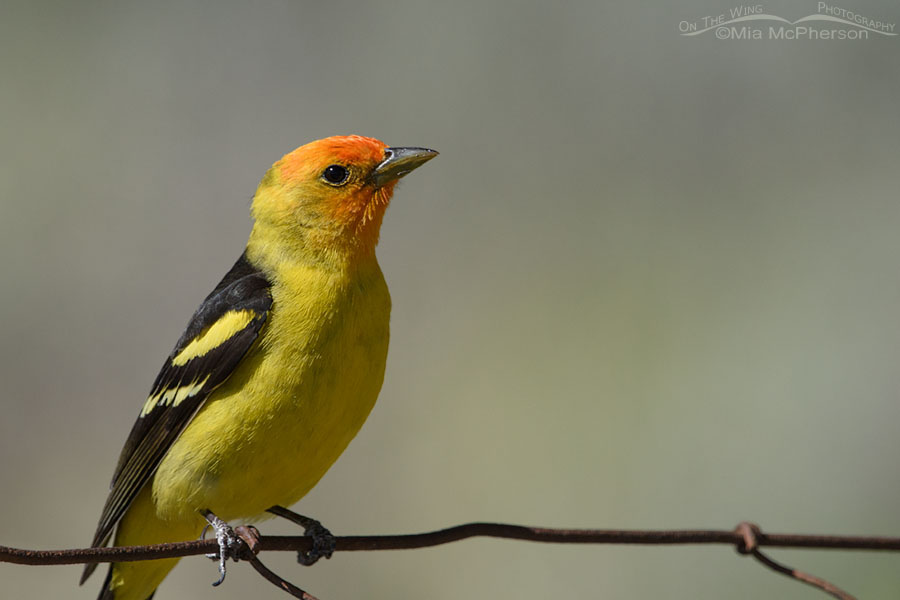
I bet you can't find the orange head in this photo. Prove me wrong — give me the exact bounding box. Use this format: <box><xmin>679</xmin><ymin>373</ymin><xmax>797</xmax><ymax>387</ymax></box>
<box><xmin>249</xmin><ymin>135</ymin><xmax>437</xmax><ymax>264</ymax></box>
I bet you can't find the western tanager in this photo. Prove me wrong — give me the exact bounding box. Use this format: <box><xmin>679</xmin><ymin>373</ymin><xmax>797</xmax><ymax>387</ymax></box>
<box><xmin>80</xmin><ymin>135</ymin><xmax>438</xmax><ymax>600</ymax></box>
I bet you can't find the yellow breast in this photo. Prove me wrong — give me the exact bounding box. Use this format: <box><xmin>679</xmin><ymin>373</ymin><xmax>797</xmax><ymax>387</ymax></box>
<box><xmin>150</xmin><ymin>258</ymin><xmax>391</xmax><ymax>524</ymax></box>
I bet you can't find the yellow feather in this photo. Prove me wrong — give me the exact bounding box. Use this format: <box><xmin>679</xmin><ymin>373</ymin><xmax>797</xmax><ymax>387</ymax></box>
<box><xmin>171</xmin><ymin>310</ymin><xmax>255</xmax><ymax>366</ymax></box>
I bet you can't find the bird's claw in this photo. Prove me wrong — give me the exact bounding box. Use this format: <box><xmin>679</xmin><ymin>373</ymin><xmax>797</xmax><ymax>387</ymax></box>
<box><xmin>297</xmin><ymin>519</ymin><xmax>335</xmax><ymax>566</ymax></box>
<box><xmin>202</xmin><ymin>511</ymin><xmax>243</xmax><ymax>587</ymax></box>
<box><xmin>266</xmin><ymin>506</ymin><xmax>335</xmax><ymax>566</ymax></box>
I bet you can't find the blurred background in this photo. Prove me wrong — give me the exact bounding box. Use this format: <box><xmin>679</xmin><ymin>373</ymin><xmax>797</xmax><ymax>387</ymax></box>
<box><xmin>2</xmin><ymin>1</ymin><xmax>899</xmax><ymax>598</ymax></box>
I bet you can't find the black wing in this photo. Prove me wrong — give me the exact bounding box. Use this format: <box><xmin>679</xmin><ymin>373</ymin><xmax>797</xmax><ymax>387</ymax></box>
<box><xmin>81</xmin><ymin>252</ymin><xmax>272</xmax><ymax>583</ymax></box>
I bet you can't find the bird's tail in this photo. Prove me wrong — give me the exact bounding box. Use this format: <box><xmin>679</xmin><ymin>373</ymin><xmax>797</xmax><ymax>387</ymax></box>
<box><xmin>85</xmin><ymin>481</ymin><xmax>198</xmax><ymax>599</ymax></box>
<box><xmin>97</xmin><ymin>566</ymin><xmax>115</xmax><ymax>600</ymax></box>
<box><xmin>95</xmin><ymin>561</ymin><xmax>164</xmax><ymax>600</ymax></box>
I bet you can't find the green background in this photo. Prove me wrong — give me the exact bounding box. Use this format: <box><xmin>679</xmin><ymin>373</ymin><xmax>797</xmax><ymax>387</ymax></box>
<box><xmin>2</xmin><ymin>1</ymin><xmax>899</xmax><ymax>598</ymax></box>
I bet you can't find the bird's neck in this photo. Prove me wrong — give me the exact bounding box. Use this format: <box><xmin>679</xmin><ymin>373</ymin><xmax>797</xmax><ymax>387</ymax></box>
<box><xmin>245</xmin><ymin>221</ymin><xmax>380</xmax><ymax>280</ymax></box>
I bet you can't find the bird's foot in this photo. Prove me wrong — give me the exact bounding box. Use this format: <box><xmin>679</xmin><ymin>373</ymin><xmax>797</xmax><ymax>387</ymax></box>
<box><xmin>297</xmin><ymin>518</ymin><xmax>335</xmax><ymax>566</ymax></box>
<box><xmin>267</xmin><ymin>505</ymin><xmax>336</xmax><ymax>566</ymax></box>
<box><xmin>202</xmin><ymin>510</ymin><xmax>244</xmax><ymax>586</ymax></box>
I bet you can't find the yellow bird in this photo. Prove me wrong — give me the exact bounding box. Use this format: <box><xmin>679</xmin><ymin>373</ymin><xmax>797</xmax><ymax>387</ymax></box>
<box><xmin>80</xmin><ymin>135</ymin><xmax>438</xmax><ymax>600</ymax></box>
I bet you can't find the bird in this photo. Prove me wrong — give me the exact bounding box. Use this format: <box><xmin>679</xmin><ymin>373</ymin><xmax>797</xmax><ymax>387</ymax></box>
<box><xmin>80</xmin><ymin>135</ymin><xmax>438</xmax><ymax>600</ymax></box>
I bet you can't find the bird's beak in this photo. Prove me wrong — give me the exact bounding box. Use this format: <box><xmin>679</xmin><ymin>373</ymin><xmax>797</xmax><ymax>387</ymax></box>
<box><xmin>373</xmin><ymin>147</ymin><xmax>439</xmax><ymax>188</ymax></box>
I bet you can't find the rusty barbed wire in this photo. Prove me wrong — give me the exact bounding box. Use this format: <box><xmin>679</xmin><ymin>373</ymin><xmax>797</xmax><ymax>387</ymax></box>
<box><xmin>4</xmin><ymin>519</ymin><xmax>898</xmax><ymax>599</ymax></box>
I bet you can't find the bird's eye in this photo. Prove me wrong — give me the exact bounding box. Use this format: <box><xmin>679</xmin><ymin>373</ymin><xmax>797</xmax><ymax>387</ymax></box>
<box><xmin>322</xmin><ymin>164</ymin><xmax>350</xmax><ymax>186</ymax></box>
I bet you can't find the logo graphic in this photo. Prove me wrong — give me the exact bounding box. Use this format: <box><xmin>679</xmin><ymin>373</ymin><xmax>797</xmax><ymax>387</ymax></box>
<box><xmin>678</xmin><ymin>3</ymin><xmax>896</xmax><ymax>40</ymax></box>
